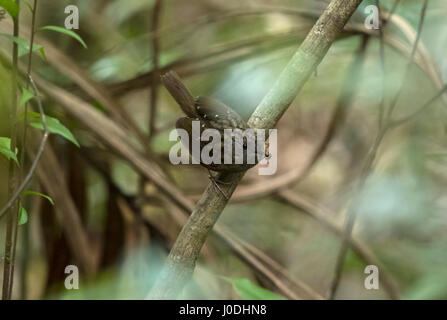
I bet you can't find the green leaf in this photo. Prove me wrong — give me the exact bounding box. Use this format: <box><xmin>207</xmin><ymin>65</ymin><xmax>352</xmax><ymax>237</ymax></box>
<box><xmin>0</xmin><ymin>0</ymin><xmax>19</xmax><ymax>18</ymax></box>
<box><xmin>27</xmin><ymin>112</ymin><xmax>80</xmax><ymax>147</ymax></box>
<box><xmin>18</xmin><ymin>204</ymin><xmax>28</xmax><ymax>225</ymax></box>
<box><xmin>223</xmin><ymin>278</ymin><xmax>287</xmax><ymax>300</ymax></box>
<box><xmin>0</xmin><ymin>137</ymin><xmax>18</xmax><ymax>165</ymax></box>
<box><xmin>22</xmin><ymin>190</ymin><xmax>54</xmax><ymax>205</ymax></box>
<box><xmin>20</xmin><ymin>87</ymin><xmax>34</xmax><ymax>106</ymax></box>
<box><xmin>38</xmin><ymin>47</ymin><xmax>46</xmax><ymax>60</ymax></box>
<box><xmin>39</xmin><ymin>26</ymin><xmax>87</xmax><ymax>49</ymax></box>
<box><xmin>0</xmin><ymin>34</ymin><xmax>46</xmax><ymax>59</ymax></box>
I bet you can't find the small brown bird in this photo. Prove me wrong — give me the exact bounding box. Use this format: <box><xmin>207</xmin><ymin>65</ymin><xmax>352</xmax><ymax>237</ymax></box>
<box><xmin>161</xmin><ymin>71</ymin><xmax>268</xmax><ymax>197</ymax></box>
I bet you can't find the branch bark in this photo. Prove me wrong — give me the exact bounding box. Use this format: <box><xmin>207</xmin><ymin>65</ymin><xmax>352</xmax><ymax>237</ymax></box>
<box><xmin>148</xmin><ymin>0</ymin><xmax>364</xmax><ymax>299</ymax></box>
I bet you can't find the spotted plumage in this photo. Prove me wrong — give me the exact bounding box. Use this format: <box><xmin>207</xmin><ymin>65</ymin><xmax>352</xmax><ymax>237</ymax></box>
<box><xmin>161</xmin><ymin>70</ymin><xmax>267</xmax><ymax>175</ymax></box>
<box><xmin>175</xmin><ymin>96</ymin><xmax>266</xmax><ymax>172</ymax></box>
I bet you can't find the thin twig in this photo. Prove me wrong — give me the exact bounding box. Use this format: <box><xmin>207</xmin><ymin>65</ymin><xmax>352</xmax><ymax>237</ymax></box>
<box><xmin>376</xmin><ymin>0</ymin><xmax>386</xmax><ymax>129</ymax></box>
<box><xmin>139</xmin><ymin>0</ymin><xmax>163</xmax><ymax>201</ymax></box>
<box><xmin>22</xmin><ymin>0</ymin><xmax>38</xmax><ymax>151</ymax></box>
<box><xmin>386</xmin><ymin>0</ymin><xmax>428</xmax><ymax>118</ymax></box>
<box><xmin>0</xmin><ymin>76</ymin><xmax>49</xmax><ymax>222</ymax></box>
<box><xmin>148</xmin><ymin>0</ymin><xmax>162</xmax><ymax>138</ymax></box>
<box><xmin>389</xmin><ymin>84</ymin><xmax>447</xmax><ymax>128</ymax></box>
<box><xmin>2</xmin><ymin>0</ymin><xmax>20</xmax><ymax>299</ymax></box>
<box><xmin>15</xmin><ymin>0</ymin><xmax>38</xmax><ymax>300</ymax></box>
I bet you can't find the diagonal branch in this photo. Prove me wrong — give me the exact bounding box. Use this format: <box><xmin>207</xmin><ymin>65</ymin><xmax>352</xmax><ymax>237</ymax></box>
<box><xmin>147</xmin><ymin>0</ymin><xmax>365</xmax><ymax>299</ymax></box>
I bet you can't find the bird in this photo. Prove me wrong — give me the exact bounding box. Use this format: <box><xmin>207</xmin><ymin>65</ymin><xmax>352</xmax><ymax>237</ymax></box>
<box><xmin>161</xmin><ymin>71</ymin><xmax>269</xmax><ymax>198</ymax></box>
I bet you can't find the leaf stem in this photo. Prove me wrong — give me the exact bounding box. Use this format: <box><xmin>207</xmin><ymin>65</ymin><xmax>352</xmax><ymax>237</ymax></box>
<box><xmin>2</xmin><ymin>0</ymin><xmax>20</xmax><ymax>300</ymax></box>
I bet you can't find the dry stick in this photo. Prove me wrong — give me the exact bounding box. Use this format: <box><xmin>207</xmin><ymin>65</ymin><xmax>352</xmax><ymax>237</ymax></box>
<box><xmin>147</xmin><ymin>0</ymin><xmax>365</xmax><ymax>299</ymax></box>
<box><xmin>329</xmin><ymin>0</ymin><xmax>430</xmax><ymax>299</ymax></box>
<box><xmin>15</xmin><ymin>0</ymin><xmax>38</xmax><ymax>299</ymax></box>
<box><xmin>148</xmin><ymin>0</ymin><xmax>162</xmax><ymax>138</ymax></box>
